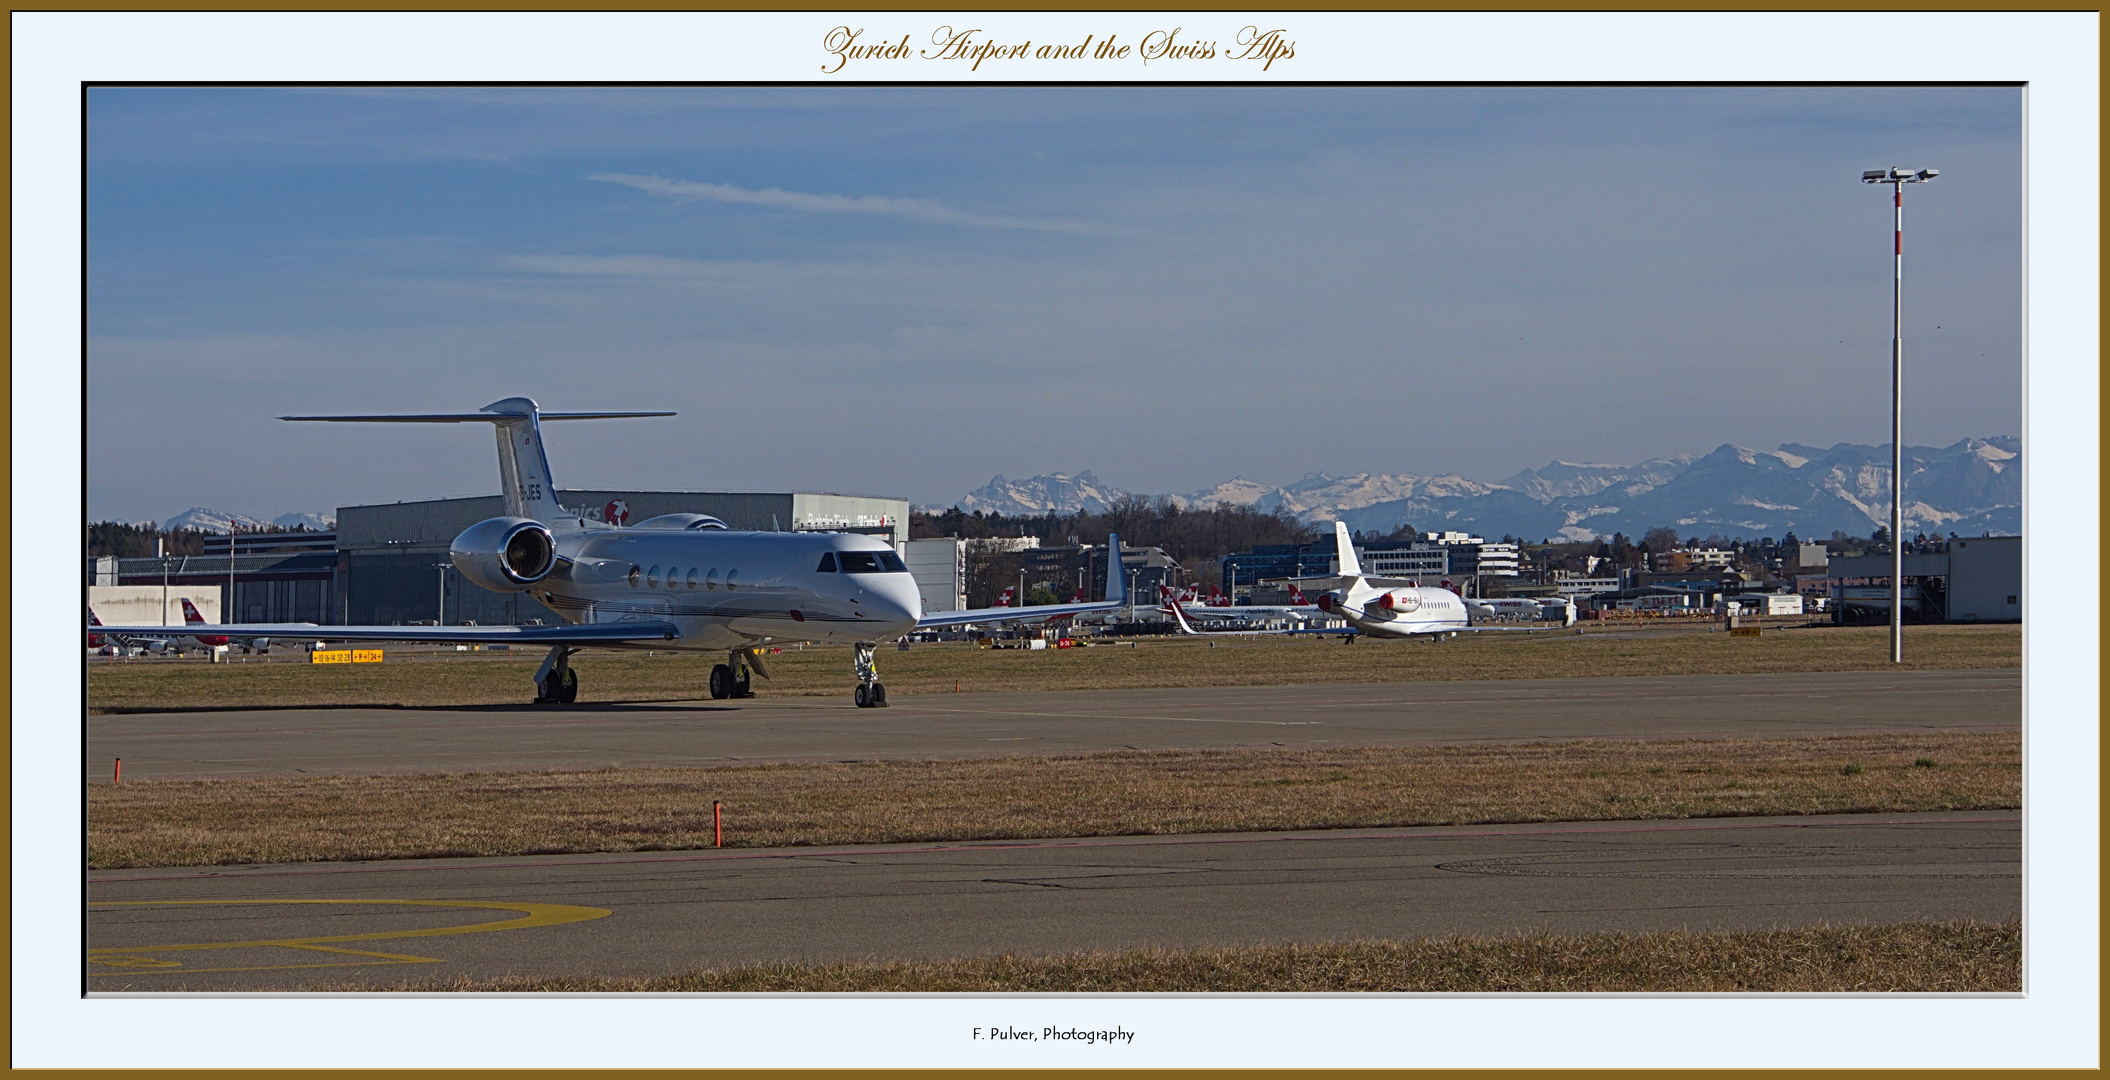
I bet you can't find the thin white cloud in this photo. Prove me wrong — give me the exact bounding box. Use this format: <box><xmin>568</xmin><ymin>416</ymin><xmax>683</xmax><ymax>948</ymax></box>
<box><xmin>496</xmin><ymin>253</ymin><xmax>748</xmax><ymax>279</ymax></box>
<box><xmin>591</xmin><ymin>172</ymin><xmax>1082</xmax><ymax>233</ymax></box>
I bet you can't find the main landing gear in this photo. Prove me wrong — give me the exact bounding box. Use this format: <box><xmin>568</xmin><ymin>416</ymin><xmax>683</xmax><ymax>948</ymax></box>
<box><xmin>534</xmin><ymin>646</ymin><xmax>580</xmax><ymax>704</ymax></box>
<box><xmin>709</xmin><ymin>647</ymin><xmax>767</xmax><ymax>700</ymax></box>
<box><xmin>851</xmin><ymin>640</ymin><xmax>888</xmax><ymax>708</ymax></box>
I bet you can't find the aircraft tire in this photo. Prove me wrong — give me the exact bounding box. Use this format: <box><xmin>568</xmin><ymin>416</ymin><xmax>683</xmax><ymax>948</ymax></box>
<box><xmin>709</xmin><ymin>664</ymin><xmax>732</xmax><ymax>699</ymax></box>
<box><xmin>559</xmin><ymin>668</ymin><xmax>579</xmax><ymax>704</ymax></box>
<box><xmin>733</xmin><ymin>671</ymin><xmax>753</xmax><ymax>698</ymax></box>
<box><xmin>853</xmin><ymin>684</ymin><xmax>870</xmax><ymax>708</ymax></box>
<box><xmin>871</xmin><ymin>682</ymin><xmax>887</xmax><ymax>707</ymax></box>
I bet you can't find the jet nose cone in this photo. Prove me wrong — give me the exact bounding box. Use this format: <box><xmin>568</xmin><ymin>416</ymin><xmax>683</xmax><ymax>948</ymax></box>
<box><xmin>868</xmin><ymin>577</ymin><xmax>921</xmax><ymax>632</ymax></box>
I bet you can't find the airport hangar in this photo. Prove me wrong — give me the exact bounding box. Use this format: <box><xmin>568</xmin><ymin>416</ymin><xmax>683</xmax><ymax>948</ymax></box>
<box><xmin>93</xmin><ymin>490</ymin><xmax>908</xmax><ymax>628</ymax></box>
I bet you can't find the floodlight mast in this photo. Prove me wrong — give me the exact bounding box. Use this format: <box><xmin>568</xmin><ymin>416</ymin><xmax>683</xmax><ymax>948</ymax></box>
<box><xmin>1861</xmin><ymin>167</ymin><xmax>1937</xmax><ymax>663</ymax></box>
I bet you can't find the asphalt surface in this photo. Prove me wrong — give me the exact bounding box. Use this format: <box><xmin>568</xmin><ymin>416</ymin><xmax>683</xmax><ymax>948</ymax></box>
<box><xmin>89</xmin><ymin>668</ymin><xmax>2020</xmax><ymax>780</ymax></box>
<box><xmin>87</xmin><ymin>811</ymin><xmax>2020</xmax><ymax>991</ymax></box>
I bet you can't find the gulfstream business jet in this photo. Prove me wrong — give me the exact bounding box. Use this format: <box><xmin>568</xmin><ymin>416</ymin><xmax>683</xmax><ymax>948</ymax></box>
<box><xmin>114</xmin><ymin>398</ymin><xmax>1126</xmax><ymax>707</ymax></box>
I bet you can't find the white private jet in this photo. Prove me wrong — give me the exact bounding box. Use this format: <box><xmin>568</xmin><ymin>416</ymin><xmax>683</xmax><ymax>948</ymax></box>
<box><xmin>1307</xmin><ymin>522</ymin><xmax>1575</xmax><ymax>637</ymax></box>
<box><xmin>114</xmin><ymin>397</ymin><xmax>1128</xmax><ymax>707</ymax></box>
<box><xmin>1167</xmin><ymin>522</ymin><xmax>1575</xmax><ymax>641</ymax></box>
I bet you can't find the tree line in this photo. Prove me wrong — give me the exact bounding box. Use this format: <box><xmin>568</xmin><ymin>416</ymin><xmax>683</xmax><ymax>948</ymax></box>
<box><xmin>913</xmin><ymin>497</ymin><xmax>1319</xmax><ymax>562</ymax></box>
<box><xmin>86</xmin><ymin>521</ymin><xmax>324</xmax><ymax>559</ymax></box>
<box><xmin>914</xmin><ymin>498</ymin><xmax>1321</xmax><ymax>607</ymax></box>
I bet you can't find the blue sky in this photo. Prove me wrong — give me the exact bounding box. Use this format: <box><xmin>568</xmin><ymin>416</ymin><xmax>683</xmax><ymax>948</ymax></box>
<box><xmin>86</xmin><ymin>86</ymin><xmax>2022</xmax><ymax>521</ymax></box>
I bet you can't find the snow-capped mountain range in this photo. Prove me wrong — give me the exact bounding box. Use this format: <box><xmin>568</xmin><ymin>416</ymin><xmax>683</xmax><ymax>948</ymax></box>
<box><xmin>953</xmin><ymin>437</ymin><xmax>2021</xmax><ymax>542</ymax></box>
<box><xmin>155</xmin><ymin>508</ymin><xmax>337</xmax><ymax>533</ymax></box>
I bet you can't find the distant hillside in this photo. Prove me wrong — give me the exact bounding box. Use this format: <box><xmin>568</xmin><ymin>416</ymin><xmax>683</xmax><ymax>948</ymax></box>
<box><xmin>951</xmin><ymin>437</ymin><xmax>2020</xmax><ymax>541</ymax></box>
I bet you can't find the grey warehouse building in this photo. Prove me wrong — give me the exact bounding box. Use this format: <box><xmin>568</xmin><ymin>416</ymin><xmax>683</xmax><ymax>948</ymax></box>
<box><xmin>339</xmin><ymin>490</ymin><xmax>907</xmax><ymax>626</ymax></box>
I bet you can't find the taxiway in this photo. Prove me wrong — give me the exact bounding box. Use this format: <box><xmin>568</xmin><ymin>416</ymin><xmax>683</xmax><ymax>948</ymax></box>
<box><xmin>89</xmin><ymin>668</ymin><xmax>2020</xmax><ymax>781</ymax></box>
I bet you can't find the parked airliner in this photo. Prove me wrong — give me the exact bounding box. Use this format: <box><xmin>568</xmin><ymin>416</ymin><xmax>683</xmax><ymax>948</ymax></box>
<box><xmin>113</xmin><ymin>398</ymin><xmax>1128</xmax><ymax>707</ymax></box>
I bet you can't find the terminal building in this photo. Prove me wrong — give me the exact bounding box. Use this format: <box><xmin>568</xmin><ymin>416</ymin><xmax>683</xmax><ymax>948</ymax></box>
<box><xmin>1221</xmin><ymin>533</ymin><xmax>1520</xmax><ymax>594</ymax></box>
<box><xmin>1825</xmin><ymin>535</ymin><xmax>2020</xmax><ymax>623</ymax></box>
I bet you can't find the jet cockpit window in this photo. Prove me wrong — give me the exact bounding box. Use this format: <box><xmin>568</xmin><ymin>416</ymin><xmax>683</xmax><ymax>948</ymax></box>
<box><xmin>840</xmin><ymin>551</ymin><xmax>909</xmax><ymax>573</ymax></box>
<box><xmin>627</xmin><ymin>565</ymin><xmax>640</xmax><ymax>588</ymax></box>
<box><xmin>816</xmin><ymin>553</ymin><xmax>838</xmax><ymax>573</ymax></box>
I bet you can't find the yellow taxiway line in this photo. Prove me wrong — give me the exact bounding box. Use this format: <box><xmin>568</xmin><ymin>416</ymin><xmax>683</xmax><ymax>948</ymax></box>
<box><xmin>88</xmin><ymin>898</ymin><xmax>610</xmax><ymax>976</ymax></box>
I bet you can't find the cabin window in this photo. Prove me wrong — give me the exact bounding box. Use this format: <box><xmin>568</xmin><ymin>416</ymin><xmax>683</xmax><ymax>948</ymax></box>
<box><xmin>627</xmin><ymin>565</ymin><xmax>640</xmax><ymax>588</ymax></box>
<box><xmin>686</xmin><ymin>568</ymin><xmax>698</xmax><ymax>589</ymax></box>
<box><xmin>726</xmin><ymin>569</ymin><xmax>739</xmax><ymax>591</ymax></box>
<box><xmin>706</xmin><ymin>568</ymin><xmax>718</xmax><ymax>590</ymax></box>
<box><xmin>647</xmin><ymin>565</ymin><xmax>660</xmax><ymax>588</ymax></box>
<box><xmin>817</xmin><ymin>552</ymin><xmax>838</xmax><ymax>573</ymax></box>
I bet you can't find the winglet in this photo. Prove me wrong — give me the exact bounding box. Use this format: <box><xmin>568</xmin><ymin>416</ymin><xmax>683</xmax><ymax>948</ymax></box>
<box><xmin>1333</xmin><ymin>521</ymin><xmax>1364</xmax><ymax>578</ymax></box>
<box><xmin>1104</xmin><ymin>533</ymin><xmax>1126</xmax><ymax>604</ymax></box>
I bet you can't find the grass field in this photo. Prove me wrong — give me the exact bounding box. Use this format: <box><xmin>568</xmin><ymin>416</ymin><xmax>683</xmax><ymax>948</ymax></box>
<box><xmin>86</xmin><ymin>621</ymin><xmax>2022</xmax><ymax>712</ymax></box>
<box><xmin>341</xmin><ymin>921</ymin><xmax>2019</xmax><ymax>993</ymax></box>
<box><xmin>89</xmin><ymin>731</ymin><xmax>2019</xmax><ymax>868</ymax></box>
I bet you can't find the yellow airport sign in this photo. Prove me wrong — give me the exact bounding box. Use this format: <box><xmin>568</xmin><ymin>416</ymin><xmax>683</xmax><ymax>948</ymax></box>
<box><xmin>312</xmin><ymin>649</ymin><xmax>385</xmax><ymax>664</ymax></box>
<box><xmin>1730</xmin><ymin>626</ymin><xmax>1763</xmax><ymax>638</ymax></box>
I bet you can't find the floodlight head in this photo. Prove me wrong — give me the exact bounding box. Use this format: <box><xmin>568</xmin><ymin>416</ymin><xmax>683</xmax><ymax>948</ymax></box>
<box><xmin>1861</xmin><ymin>166</ymin><xmax>1939</xmax><ymax>184</ymax></box>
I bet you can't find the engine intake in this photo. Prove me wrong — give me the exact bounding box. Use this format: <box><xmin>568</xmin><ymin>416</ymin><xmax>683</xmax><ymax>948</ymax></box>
<box><xmin>450</xmin><ymin>517</ymin><xmax>557</xmax><ymax>592</ymax></box>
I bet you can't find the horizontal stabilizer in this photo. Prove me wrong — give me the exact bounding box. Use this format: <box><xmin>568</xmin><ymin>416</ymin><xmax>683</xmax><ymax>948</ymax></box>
<box><xmin>280</xmin><ymin>411</ymin><xmax>675</xmax><ymax>422</ymax></box>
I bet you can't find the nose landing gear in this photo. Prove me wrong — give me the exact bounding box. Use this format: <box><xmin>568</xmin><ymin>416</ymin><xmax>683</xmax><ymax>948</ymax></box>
<box><xmin>852</xmin><ymin>641</ymin><xmax>887</xmax><ymax>707</ymax></box>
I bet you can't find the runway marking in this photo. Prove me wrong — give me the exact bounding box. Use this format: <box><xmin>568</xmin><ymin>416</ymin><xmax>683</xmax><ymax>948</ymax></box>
<box><xmin>87</xmin><ymin>898</ymin><xmax>610</xmax><ymax>976</ymax></box>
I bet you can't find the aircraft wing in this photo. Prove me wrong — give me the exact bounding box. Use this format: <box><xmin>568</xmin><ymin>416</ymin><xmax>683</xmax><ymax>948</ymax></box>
<box><xmin>102</xmin><ymin>621</ymin><xmax>682</xmax><ymax>647</ymax></box>
<box><xmin>1163</xmin><ymin>602</ymin><xmax>1352</xmax><ymax>637</ymax></box>
<box><xmin>917</xmin><ymin>533</ymin><xmax>1130</xmax><ymax>630</ymax></box>
<box><xmin>917</xmin><ymin>597</ymin><xmax>1124</xmax><ymax>630</ymax></box>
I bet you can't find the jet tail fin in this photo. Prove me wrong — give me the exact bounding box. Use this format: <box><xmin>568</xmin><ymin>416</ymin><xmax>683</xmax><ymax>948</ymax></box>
<box><xmin>1165</xmin><ymin>596</ymin><xmax>1201</xmax><ymax>634</ymax></box>
<box><xmin>1333</xmin><ymin>521</ymin><xmax>1364</xmax><ymax>578</ymax></box>
<box><xmin>281</xmin><ymin>398</ymin><xmax>674</xmax><ymax>523</ymax></box>
<box><xmin>1103</xmin><ymin>533</ymin><xmax>1126</xmax><ymax>604</ymax></box>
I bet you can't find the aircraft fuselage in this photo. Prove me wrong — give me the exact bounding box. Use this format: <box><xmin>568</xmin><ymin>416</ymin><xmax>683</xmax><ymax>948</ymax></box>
<box><xmin>525</xmin><ymin>525</ymin><xmax>922</xmax><ymax>651</ymax></box>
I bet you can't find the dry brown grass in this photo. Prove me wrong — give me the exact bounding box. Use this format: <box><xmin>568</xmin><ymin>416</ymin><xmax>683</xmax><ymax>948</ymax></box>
<box><xmin>89</xmin><ymin>732</ymin><xmax>2019</xmax><ymax>869</ymax></box>
<box><xmin>86</xmin><ymin>622</ymin><xmax>2021</xmax><ymax>712</ymax></box>
<box><xmin>342</xmin><ymin>921</ymin><xmax>2020</xmax><ymax>992</ymax></box>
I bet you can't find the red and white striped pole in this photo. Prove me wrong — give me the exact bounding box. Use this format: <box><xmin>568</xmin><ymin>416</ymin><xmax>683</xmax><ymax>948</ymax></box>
<box><xmin>1890</xmin><ymin>179</ymin><xmax>1904</xmax><ymax>665</ymax></box>
<box><xmin>1864</xmin><ymin>166</ymin><xmax>1935</xmax><ymax>664</ymax></box>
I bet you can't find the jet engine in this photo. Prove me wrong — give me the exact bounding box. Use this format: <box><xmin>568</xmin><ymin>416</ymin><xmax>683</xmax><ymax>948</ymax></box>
<box><xmin>450</xmin><ymin>516</ymin><xmax>557</xmax><ymax>592</ymax></box>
